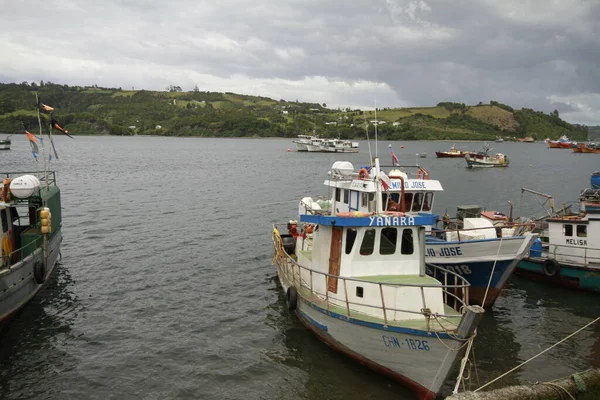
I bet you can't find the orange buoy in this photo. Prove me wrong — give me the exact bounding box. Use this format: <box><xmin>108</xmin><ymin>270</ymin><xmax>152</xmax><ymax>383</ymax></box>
<box><xmin>400</xmin><ymin>145</ymin><xmax>404</xmax><ymax>148</ymax></box>
<box><xmin>287</xmin><ymin>148</ymin><xmax>291</xmax><ymax>152</ymax></box>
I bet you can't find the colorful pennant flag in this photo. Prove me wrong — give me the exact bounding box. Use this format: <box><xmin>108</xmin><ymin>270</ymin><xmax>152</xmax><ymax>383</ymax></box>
<box><xmin>40</xmin><ymin>103</ymin><xmax>54</xmax><ymax>113</ymax></box>
<box><xmin>380</xmin><ymin>170</ymin><xmax>392</xmax><ymax>191</ymax></box>
<box><xmin>50</xmin><ymin>117</ymin><xmax>74</xmax><ymax>139</ymax></box>
<box><xmin>389</xmin><ymin>145</ymin><xmax>399</xmax><ymax>166</ymax></box>
<box><xmin>24</xmin><ymin>130</ymin><xmax>40</xmax><ymax>158</ymax></box>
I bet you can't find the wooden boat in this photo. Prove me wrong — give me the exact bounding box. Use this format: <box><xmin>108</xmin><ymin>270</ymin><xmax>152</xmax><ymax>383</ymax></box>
<box><xmin>573</xmin><ymin>143</ymin><xmax>586</xmax><ymax>153</ymax></box>
<box><xmin>1</xmin><ymin>172</ymin><xmax>62</xmax><ymax>324</ymax></box>
<box><xmin>464</xmin><ymin>144</ymin><xmax>509</xmax><ymax>168</ymax></box>
<box><xmin>272</xmin><ymin>159</ymin><xmax>484</xmax><ymax>399</ymax></box>
<box><xmin>581</xmin><ymin>143</ymin><xmax>600</xmax><ymax>154</ymax></box>
<box><xmin>516</xmin><ymin>173</ymin><xmax>600</xmax><ymax>292</ymax></box>
<box><xmin>435</xmin><ymin>145</ymin><xmax>476</xmax><ymax>158</ymax></box>
<box><xmin>517</xmin><ymin>136</ymin><xmax>534</xmax><ymax>143</ymax></box>
<box><xmin>0</xmin><ymin>135</ymin><xmax>11</xmax><ymax>151</ymax></box>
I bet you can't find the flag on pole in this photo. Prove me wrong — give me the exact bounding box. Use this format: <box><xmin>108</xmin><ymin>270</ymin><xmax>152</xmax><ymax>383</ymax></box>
<box><xmin>380</xmin><ymin>170</ymin><xmax>392</xmax><ymax>191</ymax></box>
<box><xmin>389</xmin><ymin>144</ymin><xmax>399</xmax><ymax>166</ymax></box>
<box><xmin>25</xmin><ymin>130</ymin><xmax>40</xmax><ymax>158</ymax></box>
<box><xmin>50</xmin><ymin>117</ymin><xmax>74</xmax><ymax>138</ymax></box>
<box><xmin>40</xmin><ymin>103</ymin><xmax>54</xmax><ymax>113</ymax></box>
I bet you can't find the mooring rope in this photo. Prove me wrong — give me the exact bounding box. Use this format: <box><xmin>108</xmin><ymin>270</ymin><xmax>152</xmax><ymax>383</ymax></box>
<box><xmin>537</xmin><ymin>381</ymin><xmax>576</xmax><ymax>400</ymax></box>
<box><xmin>482</xmin><ymin>233</ymin><xmax>504</xmax><ymax>307</ymax></box>
<box><xmin>474</xmin><ymin>316</ymin><xmax>600</xmax><ymax>392</ymax></box>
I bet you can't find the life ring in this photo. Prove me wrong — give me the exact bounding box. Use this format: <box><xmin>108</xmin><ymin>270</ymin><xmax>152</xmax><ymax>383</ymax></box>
<box><xmin>543</xmin><ymin>259</ymin><xmax>560</xmax><ymax>278</ymax></box>
<box><xmin>358</xmin><ymin>168</ymin><xmax>369</xmax><ymax>180</ymax></box>
<box><xmin>286</xmin><ymin>286</ymin><xmax>298</xmax><ymax>311</ymax></box>
<box><xmin>33</xmin><ymin>262</ymin><xmax>46</xmax><ymax>284</ymax></box>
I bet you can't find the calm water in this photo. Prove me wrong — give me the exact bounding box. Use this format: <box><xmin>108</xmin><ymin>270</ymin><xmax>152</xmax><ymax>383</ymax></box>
<box><xmin>0</xmin><ymin>137</ymin><xmax>599</xmax><ymax>399</ymax></box>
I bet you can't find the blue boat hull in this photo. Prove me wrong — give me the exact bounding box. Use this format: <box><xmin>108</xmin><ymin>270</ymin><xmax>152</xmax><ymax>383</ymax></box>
<box><xmin>426</xmin><ymin>259</ymin><xmax>514</xmax><ymax>308</ymax></box>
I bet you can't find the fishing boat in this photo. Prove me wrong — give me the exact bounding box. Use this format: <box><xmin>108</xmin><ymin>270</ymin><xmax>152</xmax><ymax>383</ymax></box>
<box><xmin>272</xmin><ymin>159</ymin><xmax>484</xmax><ymax>399</ymax></box>
<box><xmin>0</xmin><ymin>135</ymin><xmax>11</xmax><ymax>150</ymax></box>
<box><xmin>517</xmin><ymin>136</ymin><xmax>534</xmax><ymax>143</ymax></box>
<box><xmin>547</xmin><ymin>135</ymin><xmax>572</xmax><ymax>148</ymax></box>
<box><xmin>516</xmin><ymin>172</ymin><xmax>600</xmax><ymax>291</ymax></box>
<box><xmin>1</xmin><ymin>172</ymin><xmax>62</xmax><ymax>324</ymax></box>
<box><xmin>306</xmin><ymin>137</ymin><xmax>326</xmax><ymax>152</ymax></box>
<box><xmin>435</xmin><ymin>145</ymin><xmax>475</xmax><ymax>158</ymax></box>
<box><xmin>321</xmin><ymin>138</ymin><xmax>360</xmax><ymax>153</ymax></box>
<box><xmin>495</xmin><ymin>137</ymin><xmax>504</xmax><ymax>143</ymax></box>
<box><xmin>293</xmin><ymin>134</ymin><xmax>316</xmax><ymax>152</ymax></box>
<box><xmin>580</xmin><ymin>143</ymin><xmax>600</xmax><ymax>154</ymax></box>
<box><xmin>464</xmin><ymin>144</ymin><xmax>509</xmax><ymax>168</ymax></box>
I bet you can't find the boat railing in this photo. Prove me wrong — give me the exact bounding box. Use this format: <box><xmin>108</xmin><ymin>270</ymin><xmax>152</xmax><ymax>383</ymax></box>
<box><xmin>272</xmin><ymin>232</ymin><xmax>471</xmax><ymax>326</ymax></box>
<box><xmin>538</xmin><ymin>242</ymin><xmax>600</xmax><ymax>266</ymax></box>
<box><xmin>0</xmin><ymin>233</ymin><xmax>43</xmax><ymax>271</ymax></box>
<box><xmin>432</xmin><ymin>221</ymin><xmax>536</xmax><ymax>240</ymax></box>
<box><xmin>1</xmin><ymin>171</ymin><xmax>57</xmax><ymax>186</ymax></box>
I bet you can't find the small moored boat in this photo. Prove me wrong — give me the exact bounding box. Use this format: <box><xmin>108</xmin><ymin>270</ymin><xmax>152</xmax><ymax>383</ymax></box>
<box><xmin>465</xmin><ymin>144</ymin><xmax>509</xmax><ymax>168</ymax></box>
<box><xmin>435</xmin><ymin>145</ymin><xmax>475</xmax><ymax>158</ymax></box>
<box><xmin>516</xmin><ymin>173</ymin><xmax>600</xmax><ymax>292</ymax></box>
<box><xmin>0</xmin><ymin>135</ymin><xmax>11</xmax><ymax>151</ymax></box>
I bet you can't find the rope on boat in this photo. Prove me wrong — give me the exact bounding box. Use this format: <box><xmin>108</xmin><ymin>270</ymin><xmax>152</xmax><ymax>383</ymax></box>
<box><xmin>536</xmin><ymin>381</ymin><xmax>576</xmax><ymax>400</ymax></box>
<box><xmin>453</xmin><ymin>337</ymin><xmax>475</xmax><ymax>394</ymax></box>
<box><xmin>481</xmin><ymin>234</ymin><xmax>504</xmax><ymax>307</ymax></box>
<box><xmin>473</xmin><ymin>316</ymin><xmax>600</xmax><ymax>393</ymax></box>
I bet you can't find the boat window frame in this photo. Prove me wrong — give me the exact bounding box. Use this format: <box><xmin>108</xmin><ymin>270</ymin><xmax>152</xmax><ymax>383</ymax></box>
<box><xmin>577</xmin><ymin>225</ymin><xmax>587</xmax><ymax>237</ymax></box>
<box><xmin>380</xmin><ymin>227</ymin><xmax>398</xmax><ymax>255</ymax></box>
<box><xmin>345</xmin><ymin>228</ymin><xmax>357</xmax><ymax>254</ymax></box>
<box><xmin>343</xmin><ymin>189</ymin><xmax>349</xmax><ymax>204</ymax></box>
<box><xmin>422</xmin><ymin>192</ymin><xmax>433</xmax><ymax>211</ymax></box>
<box><xmin>359</xmin><ymin>229</ymin><xmax>376</xmax><ymax>256</ymax></box>
<box><xmin>335</xmin><ymin>188</ymin><xmax>341</xmax><ymax>202</ymax></box>
<box><xmin>563</xmin><ymin>224</ymin><xmax>573</xmax><ymax>237</ymax></box>
<box><xmin>401</xmin><ymin>228</ymin><xmax>414</xmax><ymax>255</ymax></box>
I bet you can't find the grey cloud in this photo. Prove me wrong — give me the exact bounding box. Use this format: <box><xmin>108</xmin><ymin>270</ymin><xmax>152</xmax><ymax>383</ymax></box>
<box><xmin>1</xmin><ymin>0</ymin><xmax>600</xmax><ymax>124</ymax></box>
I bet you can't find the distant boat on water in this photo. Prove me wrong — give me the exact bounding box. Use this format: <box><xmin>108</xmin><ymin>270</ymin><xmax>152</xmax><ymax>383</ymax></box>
<box><xmin>0</xmin><ymin>135</ymin><xmax>11</xmax><ymax>150</ymax></box>
<box><xmin>518</xmin><ymin>136</ymin><xmax>535</xmax><ymax>143</ymax></box>
<box><xmin>495</xmin><ymin>137</ymin><xmax>504</xmax><ymax>143</ymax></box>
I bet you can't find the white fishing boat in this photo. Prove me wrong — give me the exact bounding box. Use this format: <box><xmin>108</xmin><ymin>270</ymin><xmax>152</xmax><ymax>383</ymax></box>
<box><xmin>293</xmin><ymin>134</ymin><xmax>316</xmax><ymax>152</ymax></box>
<box><xmin>465</xmin><ymin>144</ymin><xmax>509</xmax><ymax>168</ymax></box>
<box><xmin>320</xmin><ymin>138</ymin><xmax>360</xmax><ymax>153</ymax></box>
<box><xmin>306</xmin><ymin>137</ymin><xmax>325</xmax><ymax>152</ymax></box>
<box><xmin>0</xmin><ymin>135</ymin><xmax>11</xmax><ymax>151</ymax></box>
<box><xmin>272</xmin><ymin>159</ymin><xmax>484</xmax><ymax>399</ymax></box>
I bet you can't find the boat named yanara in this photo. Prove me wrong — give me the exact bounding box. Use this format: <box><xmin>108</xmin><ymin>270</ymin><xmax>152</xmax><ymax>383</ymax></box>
<box><xmin>1</xmin><ymin>172</ymin><xmax>62</xmax><ymax>324</ymax></box>
<box><xmin>271</xmin><ymin>159</ymin><xmax>484</xmax><ymax>400</ymax></box>
<box><xmin>516</xmin><ymin>172</ymin><xmax>600</xmax><ymax>292</ymax></box>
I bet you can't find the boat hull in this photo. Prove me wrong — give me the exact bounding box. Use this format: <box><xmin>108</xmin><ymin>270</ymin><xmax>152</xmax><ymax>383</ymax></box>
<box><xmin>426</xmin><ymin>235</ymin><xmax>536</xmax><ymax>308</ymax></box>
<box><xmin>0</xmin><ymin>230</ymin><xmax>62</xmax><ymax>323</ymax></box>
<box><xmin>292</xmin><ymin>294</ymin><xmax>465</xmax><ymax>400</ymax></box>
<box><xmin>435</xmin><ymin>152</ymin><xmax>468</xmax><ymax>158</ymax></box>
<box><xmin>465</xmin><ymin>158</ymin><xmax>509</xmax><ymax>168</ymax></box>
<box><xmin>516</xmin><ymin>258</ymin><xmax>600</xmax><ymax>292</ymax></box>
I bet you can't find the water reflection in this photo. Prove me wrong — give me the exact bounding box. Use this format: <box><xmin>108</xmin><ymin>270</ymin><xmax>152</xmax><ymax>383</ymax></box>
<box><xmin>0</xmin><ymin>262</ymin><xmax>79</xmax><ymax>399</ymax></box>
<box><xmin>264</xmin><ymin>275</ymin><xmax>417</xmax><ymax>400</ymax></box>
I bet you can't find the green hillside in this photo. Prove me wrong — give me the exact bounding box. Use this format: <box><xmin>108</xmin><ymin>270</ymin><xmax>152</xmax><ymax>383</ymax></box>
<box><xmin>0</xmin><ymin>81</ymin><xmax>588</xmax><ymax>141</ymax></box>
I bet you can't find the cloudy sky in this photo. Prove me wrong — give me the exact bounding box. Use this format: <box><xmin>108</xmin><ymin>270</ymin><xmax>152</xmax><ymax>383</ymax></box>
<box><xmin>2</xmin><ymin>0</ymin><xmax>599</xmax><ymax>124</ymax></box>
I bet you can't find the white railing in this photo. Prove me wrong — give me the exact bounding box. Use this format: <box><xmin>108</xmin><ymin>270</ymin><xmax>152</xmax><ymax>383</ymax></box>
<box><xmin>272</xmin><ymin>228</ymin><xmax>471</xmax><ymax>326</ymax></box>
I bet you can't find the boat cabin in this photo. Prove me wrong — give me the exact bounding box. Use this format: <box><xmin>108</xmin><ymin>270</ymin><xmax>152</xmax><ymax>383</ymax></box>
<box><xmin>544</xmin><ymin>189</ymin><xmax>600</xmax><ymax>265</ymax></box>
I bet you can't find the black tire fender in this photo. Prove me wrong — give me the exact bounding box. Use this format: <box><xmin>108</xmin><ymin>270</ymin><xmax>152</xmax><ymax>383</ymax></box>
<box><xmin>543</xmin><ymin>258</ymin><xmax>560</xmax><ymax>278</ymax></box>
<box><xmin>286</xmin><ymin>286</ymin><xmax>298</xmax><ymax>311</ymax></box>
<box><xmin>33</xmin><ymin>262</ymin><xmax>46</xmax><ymax>284</ymax></box>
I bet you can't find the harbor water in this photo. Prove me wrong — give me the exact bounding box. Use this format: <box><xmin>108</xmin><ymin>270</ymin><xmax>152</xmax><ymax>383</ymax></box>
<box><xmin>1</xmin><ymin>136</ymin><xmax>599</xmax><ymax>399</ymax></box>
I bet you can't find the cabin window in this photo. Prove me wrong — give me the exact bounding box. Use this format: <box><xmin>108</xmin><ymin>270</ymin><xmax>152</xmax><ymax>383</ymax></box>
<box><xmin>404</xmin><ymin>193</ymin><xmax>413</xmax><ymax>211</ymax></box>
<box><xmin>361</xmin><ymin>193</ymin><xmax>368</xmax><ymax>208</ymax></box>
<box><xmin>412</xmin><ymin>193</ymin><xmax>424</xmax><ymax>212</ymax></box>
<box><xmin>1</xmin><ymin>209</ymin><xmax>7</xmax><ymax>232</ymax></box>
<box><xmin>335</xmin><ymin>188</ymin><xmax>341</xmax><ymax>202</ymax></box>
<box><xmin>360</xmin><ymin>229</ymin><xmax>376</xmax><ymax>255</ymax></box>
<box><xmin>577</xmin><ymin>225</ymin><xmax>587</xmax><ymax>237</ymax></box>
<box><xmin>345</xmin><ymin>228</ymin><xmax>357</xmax><ymax>254</ymax></box>
<box><xmin>422</xmin><ymin>192</ymin><xmax>433</xmax><ymax>211</ymax></box>
<box><xmin>356</xmin><ymin>286</ymin><xmax>364</xmax><ymax>298</ymax></box>
<box><xmin>401</xmin><ymin>229</ymin><xmax>414</xmax><ymax>254</ymax></box>
<box><xmin>343</xmin><ymin>189</ymin><xmax>349</xmax><ymax>204</ymax></box>
<box><xmin>380</xmin><ymin>228</ymin><xmax>398</xmax><ymax>255</ymax></box>
<box><xmin>563</xmin><ymin>224</ymin><xmax>573</xmax><ymax>237</ymax></box>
